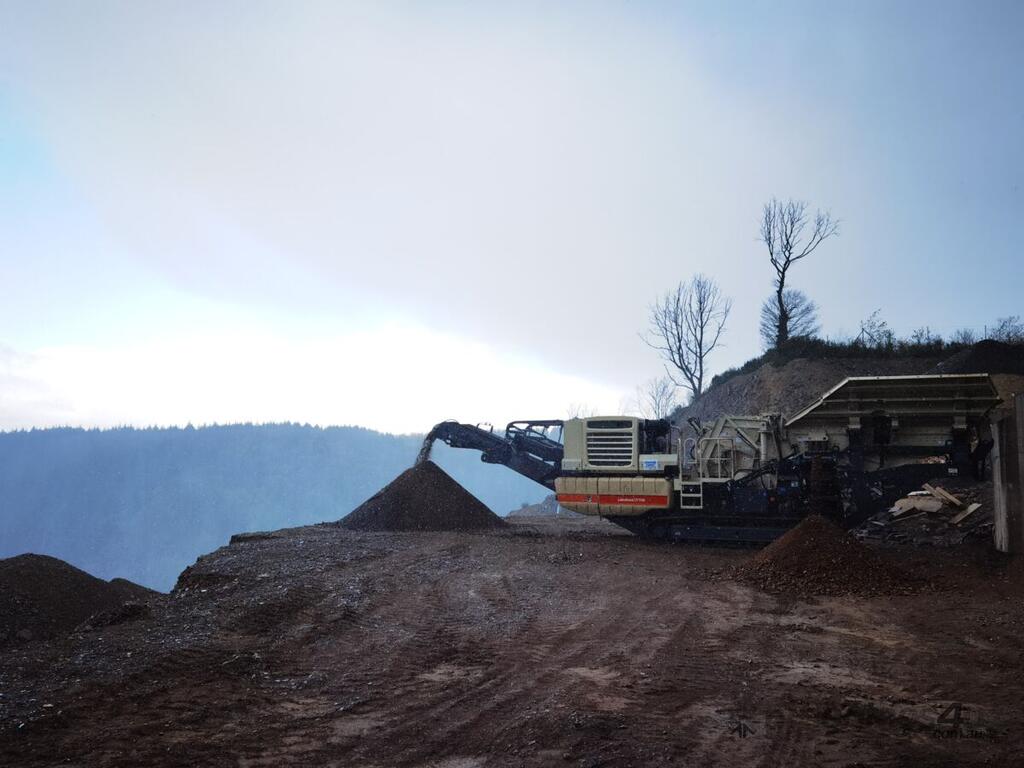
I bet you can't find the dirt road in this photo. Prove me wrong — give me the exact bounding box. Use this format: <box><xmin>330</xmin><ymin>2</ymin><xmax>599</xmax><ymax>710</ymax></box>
<box><xmin>2</xmin><ymin>518</ymin><xmax>1022</xmax><ymax>767</ymax></box>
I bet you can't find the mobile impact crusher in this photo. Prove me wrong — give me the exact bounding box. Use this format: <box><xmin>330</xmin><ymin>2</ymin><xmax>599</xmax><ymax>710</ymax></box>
<box><xmin>421</xmin><ymin>374</ymin><xmax>1000</xmax><ymax>542</ymax></box>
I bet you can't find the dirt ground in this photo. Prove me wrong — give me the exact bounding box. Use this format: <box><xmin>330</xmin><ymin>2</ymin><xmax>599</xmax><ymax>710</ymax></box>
<box><xmin>2</xmin><ymin>517</ymin><xmax>1023</xmax><ymax>767</ymax></box>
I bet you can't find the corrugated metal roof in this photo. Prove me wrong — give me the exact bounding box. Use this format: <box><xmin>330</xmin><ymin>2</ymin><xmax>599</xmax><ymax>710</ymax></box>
<box><xmin>784</xmin><ymin>373</ymin><xmax>1000</xmax><ymax>427</ymax></box>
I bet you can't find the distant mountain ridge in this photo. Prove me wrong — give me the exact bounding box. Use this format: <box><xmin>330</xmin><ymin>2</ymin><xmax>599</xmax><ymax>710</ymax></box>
<box><xmin>0</xmin><ymin>424</ymin><xmax>545</xmax><ymax>591</ymax></box>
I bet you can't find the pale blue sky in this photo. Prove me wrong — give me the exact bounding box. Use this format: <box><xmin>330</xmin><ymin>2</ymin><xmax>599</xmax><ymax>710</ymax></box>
<box><xmin>1</xmin><ymin>1</ymin><xmax>1021</xmax><ymax>431</ymax></box>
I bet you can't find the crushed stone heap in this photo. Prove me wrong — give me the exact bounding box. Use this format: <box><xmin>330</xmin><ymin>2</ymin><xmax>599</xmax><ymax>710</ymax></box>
<box><xmin>340</xmin><ymin>460</ymin><xmax>506</xmax><ymax>532</ymax></box>
<box><xmin>0</xmin><ymin>554</ymin><xmax>154</xmax><ymax>645</ymax></box>
<box><xmin>739</xmin><ymin>515</ymin><xmax>910</xmax><ymax>596</ymax></box>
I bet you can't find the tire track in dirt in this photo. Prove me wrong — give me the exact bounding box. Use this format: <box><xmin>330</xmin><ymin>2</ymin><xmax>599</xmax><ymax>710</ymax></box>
<box><xmin>352</xmin><ymin>555</ymin><xmax>717</xmax><ymax>764</ymax></box>
<box><xmin>6</xmin><ymin>522</ymin><xmax>1024</xmax><ymax>767</ymax></box>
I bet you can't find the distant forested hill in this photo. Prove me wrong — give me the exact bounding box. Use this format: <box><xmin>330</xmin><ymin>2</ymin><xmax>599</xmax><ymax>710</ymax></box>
<box><xmin>0</xmin><ymin>424</ymin><xmax>545</xmax><ymax>591</ymax></box>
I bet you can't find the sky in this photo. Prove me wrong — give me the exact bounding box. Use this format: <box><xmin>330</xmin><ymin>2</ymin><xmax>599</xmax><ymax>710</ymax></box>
<box><xmin>1</xmin><ymin>1</ymin><xmax>1021</xmax><ymax>433</ymax></box>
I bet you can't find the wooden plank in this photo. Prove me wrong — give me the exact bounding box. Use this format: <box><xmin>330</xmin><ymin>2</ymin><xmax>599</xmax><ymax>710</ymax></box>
<box><xmin>891</xmin><ymin>497</ymin><xmax>943</xmax><ymax>517</ymax></box>
<box><xmin>891</xmin><ymin>498</ymin><xmax>916</xmax><ymax>513</ymax></box>
<box><xmin>939</xmin><ymin>488</ymin><xmax>965</xmax><ymax>508</ymax></box>
<box><xmin>889</xmin><ymin>500</ymin><xmax>914</xmax><ymax>517</ymax></box>
<box><xmin>924</xmin><ymin>483</ymin><xmax>964</xmax><ymax>508</ymax></box>
<box><xmin>951</xmin><ymin>502</ymin><xmax>982</xmax><ymax>526</ymax></box>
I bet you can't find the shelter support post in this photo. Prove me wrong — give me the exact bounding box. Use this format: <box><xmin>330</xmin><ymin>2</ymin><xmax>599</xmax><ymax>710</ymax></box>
<box><xmin>992</xmin><ymin>394</ymin><xmax>1024</xmax><ymax>554</ymax></box>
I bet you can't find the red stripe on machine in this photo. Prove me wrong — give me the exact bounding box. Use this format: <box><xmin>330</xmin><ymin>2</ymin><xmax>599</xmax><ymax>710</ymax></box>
<box><xmin>556</xmin><ymin>494</ymin><xmax>669</xmax><ymax>506</ymax></box>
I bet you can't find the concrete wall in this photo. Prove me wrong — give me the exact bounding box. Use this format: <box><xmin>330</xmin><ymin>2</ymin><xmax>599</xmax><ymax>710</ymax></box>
<box><xmin>992</xmin><ymin>393</ymin><xmax>1024</xmax><ymax>553</ymax></box>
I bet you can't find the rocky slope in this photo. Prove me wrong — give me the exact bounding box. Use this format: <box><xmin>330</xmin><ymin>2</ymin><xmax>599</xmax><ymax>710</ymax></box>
<box><xmin>680</xmin><ymin>340</ymin><xmax>1024</xmax><ymax>423</ymax></box>
<box><xmin>680</xmin><ymin>356</ymin><xmax>942</xmax><ymax>422</ymax></box>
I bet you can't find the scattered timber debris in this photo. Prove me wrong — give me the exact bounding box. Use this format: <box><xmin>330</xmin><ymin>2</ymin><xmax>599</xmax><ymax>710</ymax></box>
<box><xmin>854</xmin><ymin>480</ymin><xmax>992</xmax><ymax>547</ymax></box>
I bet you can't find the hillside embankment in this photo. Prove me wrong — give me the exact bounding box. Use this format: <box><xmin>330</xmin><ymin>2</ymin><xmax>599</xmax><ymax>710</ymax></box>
<box><xmin>680</xmin><ymin>340</ymin><xmax>1024</xmax><ymax>422</ymax></box>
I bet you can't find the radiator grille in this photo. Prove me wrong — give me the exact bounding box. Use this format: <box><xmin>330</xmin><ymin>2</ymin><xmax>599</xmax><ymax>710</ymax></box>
<box><xmin>585</xmin><ymin>430</ymin><xmax>634</xmax><ymax>466</ymax></box>
<box><xmin>801</xmin><ymin>438</ymin><xmax>830</xmax><ymax>454</ymax></box>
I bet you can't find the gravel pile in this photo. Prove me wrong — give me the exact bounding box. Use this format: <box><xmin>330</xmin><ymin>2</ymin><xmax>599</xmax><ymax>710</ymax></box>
<box><xmin>739</xmin><ymin>516</ymin><xmax>911</xmax><ymax>596</ymax></box>
<box><xmin>340</xmin><ymin>460</ymin><xmax>505</xmax><ymax>532</ymax></box>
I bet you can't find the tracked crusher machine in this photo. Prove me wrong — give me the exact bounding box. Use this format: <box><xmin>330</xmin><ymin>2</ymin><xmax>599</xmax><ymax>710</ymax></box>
<box><xmin>420</xmin><ymin>374</ymin><xmax>1001</xmax><ymax>542</ymax></box>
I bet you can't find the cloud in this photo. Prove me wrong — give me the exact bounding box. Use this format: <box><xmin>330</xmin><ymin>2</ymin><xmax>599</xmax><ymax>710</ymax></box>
<box><xmin>0</xmin><ymin>344</ymin><xmax>79</xmax><ymax>426</ymax></box>
<box><xmin>0</xmin><ymin>1</ymin><xmax>854</xmax><ymax>387</ymax></box>
<box><xmin>1</xmin><ymin>0</ymin><xmax>1020</xmax><ymax>431</ymax></box>
<box><xmin>0</xmin><ymin>324</ymin><xmax>628</xmax><ymax>433</ymax></box>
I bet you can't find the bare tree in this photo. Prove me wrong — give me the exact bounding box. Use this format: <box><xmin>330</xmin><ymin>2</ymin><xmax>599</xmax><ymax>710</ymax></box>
<box><xmin>949</xmin><ymin>327</ymin><xmax>977</xmax><ymax>345</ymax></box>
<box><xmin>909</xmin><ymin>326</ymin><xmax>940</xmax><ymax>345</ymax></box>
<box><xmin>635</xmin><ymin>376</ymin><xmax>679</xmax><ymax>420</ymax></box>
<box><xmin>759</xmin><ymin>198</ymin><xmax>839</xmax><ymax>345</ymax></box>
<box><xmin>989</xmin><ymin>315</ymin><xmax>1024</xmax><ymax>343</ymax></box>
<box><xmin>645</xmin><ymin>274</ymin><xmax>732</xmax><ymax>400</ymax></box>
<box><xmin>566</xmin><ymin>403</ymin><xmax>598</xmax><ymax>419</ymax></box>
<box><xmin>759</xmin><ymin>289</ymin><xmax>819</xmax><ymax>349</ymax></box>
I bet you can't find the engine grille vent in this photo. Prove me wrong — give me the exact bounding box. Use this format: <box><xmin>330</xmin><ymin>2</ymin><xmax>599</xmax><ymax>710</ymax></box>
<box><xmin>800</xmin><ymin>438</ymin><xmax>830</xmax><ymax>454</ymax></box>
<box><xmin>586</xmin><ymin>430</ymin><xmax>634</xmax><ymax>466</ymax></box>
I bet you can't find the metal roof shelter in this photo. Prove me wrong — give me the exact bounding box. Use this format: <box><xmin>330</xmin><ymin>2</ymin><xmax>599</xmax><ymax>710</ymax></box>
<box><xmin>785</xmin><ymin>373</ymin><xmax>1001</xmax><ymax>429</ymax></box>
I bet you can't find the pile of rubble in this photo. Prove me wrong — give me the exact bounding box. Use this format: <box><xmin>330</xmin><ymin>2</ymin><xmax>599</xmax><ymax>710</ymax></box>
<box><xmin>855</xmin><ymin>482</ymin><xmax>989</xmax><ymax>547</ymax></box>
<box><xmin>340</xmin><ymin>460</ymin><xmax>506</xmax><ymax>532</ymax></box>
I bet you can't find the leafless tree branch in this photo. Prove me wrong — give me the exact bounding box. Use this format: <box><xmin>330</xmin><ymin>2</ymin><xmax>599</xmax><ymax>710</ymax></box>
<box><xmin>759</xmin><ymin>198</ymin><xmax>838</xmax><ymax>345</ymax></box>
<box><xmin>644</xmin><ymin>274</ymin><xmax>732</xmax><ymax>400</ymax></box>
<box><xmin>635</xmin><ymin>376</ymin><xmax>679</xmax><ymax>420</ymax></box>
<box><xmin>759</xmin><ymin>289</ymin><xmax>819</xmax><ymax>349</ymax></box>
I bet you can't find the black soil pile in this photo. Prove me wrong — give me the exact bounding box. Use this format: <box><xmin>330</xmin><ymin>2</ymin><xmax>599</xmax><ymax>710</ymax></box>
<box><xmin>739</xmin><ymin>516</ymin><xmax>911</xmax><ymax>596</ymax></box>
<box><xmin>934</xmin><ymin>339</ymin><xmax>1024</xmax><ymax>375</ymax></box>
<box><xmin>340</xmin><ymin>460</ymin><xmax>505</xmax><ymax>532</ymax></box>
<box><xmin>0</xmin><ymin>554</ymin><xmax>155</xmax><ymax>645</ymax></box>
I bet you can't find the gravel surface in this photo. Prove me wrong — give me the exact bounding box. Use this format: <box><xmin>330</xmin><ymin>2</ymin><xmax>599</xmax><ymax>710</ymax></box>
<box><xmin>2</xmin><ymin>519</ymin><xmax>1023</xmax><ymax>767</ymax></box>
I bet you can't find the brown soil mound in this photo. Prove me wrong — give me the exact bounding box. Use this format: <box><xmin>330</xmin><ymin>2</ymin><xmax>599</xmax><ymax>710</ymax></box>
<box><xmin>934</xmin><ymin>339</ymin><xmax>1024</xmax><ymax>375</ymax></box>
<box><xmin>739</xmin><ymin>516</ymin><xmax>909</xmax><ymax>596</ymax></box>
<box><xmin>0</xmin><ymin>554</ymin><xmax>155</xmax><ymax>646</ymax></box>
<box><xmin>340</xmin><ymin>460</ymin><xmax>505</xmax><ymax>532</ymax></box>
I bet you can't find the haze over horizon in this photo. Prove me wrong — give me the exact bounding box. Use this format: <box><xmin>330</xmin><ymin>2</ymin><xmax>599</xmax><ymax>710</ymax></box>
<box><xmin>2</xmin><ymin>1</ymin><xmax>1021</xmax><ymax>434</ymax></box>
